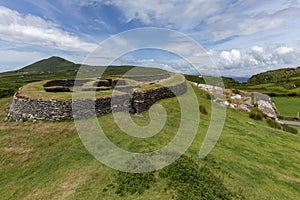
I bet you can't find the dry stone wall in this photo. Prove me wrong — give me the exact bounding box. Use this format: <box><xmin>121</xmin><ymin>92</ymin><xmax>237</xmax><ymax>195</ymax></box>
<box><xmin>9</xmin><ymin>79</ymin><xmax>187</xmax><ymax>121</ymax></box>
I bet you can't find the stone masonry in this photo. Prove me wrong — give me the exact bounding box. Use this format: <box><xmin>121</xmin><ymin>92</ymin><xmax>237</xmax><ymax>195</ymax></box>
<box><xmin>9</xmin><ymin>77</ymin><xmax>186</xmax><ymax>121</ymax></box>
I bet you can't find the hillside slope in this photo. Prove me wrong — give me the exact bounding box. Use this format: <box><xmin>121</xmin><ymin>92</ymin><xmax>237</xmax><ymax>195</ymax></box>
<box><xmin>17</xmin><ymin>56</ymin><xmax>80</xmax><ymax>74</ymax></box>
<box><xmin>0</xmin><ymin>85</ymin><xmax>299</xmax><ymax>199</ymax></box>
<box><xmin>0</xmin><ymin>56</ymin><xmax>167</xmax><ymax>98</ymax></box>
<box><xmin>247</xmin><ymin>66</ymin><xmax>300</xmax><ymax>85</ymax></box>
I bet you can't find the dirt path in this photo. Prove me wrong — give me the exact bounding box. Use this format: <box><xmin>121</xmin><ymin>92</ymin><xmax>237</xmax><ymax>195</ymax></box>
<box><xmin>280</xmin><ymin>120</ymin><xmax>300</xmax><ymax>126</ymax></box>
<box><xmin>272</xmin><ymin>170</ymin><xmax>300</xmax><ymax>184</ymax></box>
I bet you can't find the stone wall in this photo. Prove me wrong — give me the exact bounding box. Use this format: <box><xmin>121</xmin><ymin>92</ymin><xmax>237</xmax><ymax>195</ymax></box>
<box><xmin>9</xmin><ymin>79</ymin><xmax>187</xmax><ymax>121</ymax></box>
<box><xmin>131</xmin><ymin>81</ymin><xmax>187</xmax><ymax>113</ymax></box>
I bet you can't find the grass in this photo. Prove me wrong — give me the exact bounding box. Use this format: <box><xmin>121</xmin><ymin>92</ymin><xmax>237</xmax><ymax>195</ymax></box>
<box><xmin>17</xmin><ymin>73</ymin><xmax>184</xmax><ymax>100</ymax></box>
<box><xmin>0</xmin><ymin>56</ymin><xmax>168</xmax><ymax>99</ymax></box>
<box><xmin>136</xmin><ymin>73</ymin><xmax>185</xmax><ymax>91</ymax></box>
<box><xmin>241</xmin><ymin>83</ymin><xmax>300</xmax><ymax>95</ymax></box>
<box><xmin>272</xmin><ymin>97</ymin><xmax>300</xmax><ymax>117</ymax></box>
<box><xmin>18</xmin><ymin>81</ymin><xmax>124</xmax><ymax>100</ymax></box>
<box><xmin>1</xmin><ymin>84</ymin><xmax>300</xmax><ymax>199</ymax></box>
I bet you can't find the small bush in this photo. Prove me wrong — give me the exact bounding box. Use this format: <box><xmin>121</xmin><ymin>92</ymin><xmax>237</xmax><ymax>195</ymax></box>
<box><xmin>115</xmin><ymin>172</ymin><xmax>155</xmax><ymax>196</ymax></box>
<box><xmin>266</xmin><ymin>118</ymin><xmax>283</xmax><ymax>130</ymax></box>
<box><xmin>0</xmin><ymin>88</ymin><xmax>16</xmax><ymax>98</ymax></box>
<box><xmin>206</xmin><ymin>93</ymin><xmax>211</xmax><ymax>100</ymax></box>
<box><xmin>287</xmin><ymin>93</ymin><xmax>297</xmax><ymax>97</ymax></box>
<box><xmin>232</xmin><ymin>89</ymin><xmax>241</xmax><ymax>95</ymax></box>
<box><xmin>267</xmin><ymin>93</ymin><xmax>278</xmax><ymax>97</ymax></box>
<box><xmin>199</xmin><ymin>105</ymin><xmax>208</xmax><ymax>115</ymax></box>
<box><xmin>249</xmin><ymin>110</ymin><xmax>264</xmax><ymax>120</ymax></box>
<box><xmin>159</xmin><ymin>155</ymin><xmax>244</xmax><ymax>200</ymax></box>
<box><xmin>282</xmin><ymin>124</ymin><xmax>298</xmax><ymax>134</ymax></box>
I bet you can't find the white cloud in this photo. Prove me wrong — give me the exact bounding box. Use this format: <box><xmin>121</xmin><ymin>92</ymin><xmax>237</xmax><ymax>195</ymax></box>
<box><xmin>251</xmin><ymin>46</ymin><xmax>264</xmax><ymax>53</ymax></box>
<box><xmin>76</xmin><ymin>0</ymin><xmax>223</xmax><ymax>30</ymax></box>
<box><xmin>275</xmin><ymin>46</ymin><xmax>293</xmax><ymax>54</ymax></box>
<box><xmin>218</xmin><ymin>45</ymin><xmax>299</xmax><ymax>75</ymax></box>
<box><xmin>76</xmin><ymin>0</ymin><xmax>300</xmax><ymax>40</ymax></box>
<box><xmin>0</xmin><ymin>6</ymin><xmax>97</xmax><ymax>52</ymax></box>
<box><xmin>220</xmin><ymin>49</ymin><xmax>241</xmax><ymax>66</ymax></box>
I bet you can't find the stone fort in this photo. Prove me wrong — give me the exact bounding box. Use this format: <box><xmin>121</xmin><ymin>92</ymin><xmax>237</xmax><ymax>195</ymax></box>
<box><xmin>9</xmin><ymin>73</ymin><xmax>187</xmax><ymax>120</ymax></box>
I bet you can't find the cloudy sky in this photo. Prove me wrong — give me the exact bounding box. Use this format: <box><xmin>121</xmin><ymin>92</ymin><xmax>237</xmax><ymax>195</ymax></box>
<box><xmin>0</xmin><ymin>0</ymin><xmax>299</xmax><ymax>76</ymax></box>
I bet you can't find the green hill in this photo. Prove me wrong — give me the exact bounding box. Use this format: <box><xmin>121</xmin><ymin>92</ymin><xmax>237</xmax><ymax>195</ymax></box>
<box><xmin>248</xmin><ymin>66</ymin><xmax>300</xmax><ymax>84</ymax></box>
<box><xmin>0</xmin><ymin>56</ymin><xmax>167</xmax><ymax>98</ymax></box>
<box><xmin>17</xmin><ymin>56</ymin><xmax>80</xmax><ymax>74</ymax></box>
<box><xmin>0</xmin><ymin>58</ymin><xmax>300</xmax><ymax>199</ymax></box>
<box><xmin>230</xmin><ymin>67</ymin><xmax>300</xmax><ymax>96</ymax></box>
<box><xmin>0</xmin><ymin>85</ymin><xmax>299</xmax><ymax>199</ymax></box>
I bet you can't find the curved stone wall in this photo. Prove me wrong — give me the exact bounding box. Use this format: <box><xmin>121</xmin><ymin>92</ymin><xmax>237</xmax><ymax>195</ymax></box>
<box><xmin>9</xmin><ymin>79</ymin><xmax>187</xmax><ymax>121</ymax></box>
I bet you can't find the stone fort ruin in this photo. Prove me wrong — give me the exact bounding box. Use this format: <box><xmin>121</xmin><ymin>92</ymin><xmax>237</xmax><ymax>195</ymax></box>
<box><xmin>9</xmin><ymin>73</ymin><xmax>187</xmax><ymax>120</ymax></box>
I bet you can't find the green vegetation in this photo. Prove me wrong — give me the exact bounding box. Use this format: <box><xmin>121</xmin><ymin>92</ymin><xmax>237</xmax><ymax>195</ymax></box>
<box><xmin>265</xmin><ymin>119</ymin><xmax>298</xmax><ymax>134</ymax></box>
<box><xmin>249</xmin><ymin>109</ymin><xmax>264</xmax><ymax>120</ymax></box>
<box><xmin>236</xmin><ymin>66</ymin><xmax>300</xmax><ymax>97</ymax></box>
<box><xmin>239</xmin><ymin>83</ymin><xmax>300</xmax><ymax>97</ymax></box>
<box><xmin>282</xmin><ymin>124</ymin><xmax>298</xmax><ymax>134</ymax></box>
<box><xmin>1</xmin><ymin>57</ymin><xmax>300</xmax><ymax>199</ymax></box>
<box><xmin>16</xmin><ymin>73</ymin><xmax>183</xmax><ymax>100</ymax></box>
<box><xmin>1</xmin><ymin>83</ymin><xmax>300</xmax><ymax>199</ymax></box>
<box><xmin>247</xmin><ymin>67</ymin><xmax>300</xmax><ymax>84</ymax></box>
<box><xmin>159</xmin><ymin>155</ymin><xmax>244</xmax><ymax>200</ymax></box>
<box><xmin>184</xmin><ymin>75</ymin><xmax>240</xmax><ymax>88</ymax></box>
<box><xmin>272</xmin><ymin>97</ymin><xmax>300</xmax><ymax>117</ymax></box>
<box><xmin>115</xmin><ymin>171</ymin><xmax>156</xmax><ymax>196</ymax></box>
<box><xmin>17</xmin><ymin>56</ymin><xmax>80</xmax><ymax>74</ymax></box>
<box><xmin>266</xmin><ymin>118</ymin><xmax>283</xmax><ymax>130</ymax></box>
<box><xmin>0</xmin><ymin>56</ymin><xmax>167</xmax><ymax>98</ymax></box>
<box><xmin>199</xmin><ymin>105</ymin><xmax>208</xmax><ymax>115</ymax></box>
<box><xmin>136</xmin><ymin>73</ymin><xmax>185</xmax><ymax>91</ymax></box>
<box><xmin>17</xmin><ymin>81</ymin><xmax>123</xmax><ymax>100</ymax></box>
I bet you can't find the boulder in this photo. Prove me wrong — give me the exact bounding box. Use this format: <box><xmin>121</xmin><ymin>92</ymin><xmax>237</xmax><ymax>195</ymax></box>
<box><xmin>257</xmin><ymin>100</ymin><xmax>277</xmax><ymax>119</ymax></box>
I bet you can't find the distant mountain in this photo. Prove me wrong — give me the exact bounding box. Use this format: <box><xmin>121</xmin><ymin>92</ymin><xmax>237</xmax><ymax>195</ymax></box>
<box><xmin>15</xmin><ymin>56</ymin><xmax>168</xmax><ymax>76</ymax></box>
<box><xmin>17</xmin><ymin>56</ymin><xmax>80</xmax><ymax>74</ymax></box>
<box><xmin>248</xmin><ymin>66</ymin><xmax>300</xmax><ymax>84</ymax></box>
<box><xmin>231</xmin><ymin>76</ymin><xmax>249</xmax><ymax>83</ymax></box>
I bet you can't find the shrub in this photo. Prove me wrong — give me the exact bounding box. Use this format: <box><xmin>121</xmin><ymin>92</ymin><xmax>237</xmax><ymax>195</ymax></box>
<box><xmin>282</xmin><ymin>124</ymin><xmax>298</xmax><ymax>134</ymax></box>
<box><xmin>0</xmin><ymin>88</ymin><xmax>16</xmax><ymax>98</ymax></box>
<box><xmin>199</xmin><ymin>105</ymin><xmax>208</xmax><ymax>115</ymax></box>
<box><xmin>159</xmin><ymin>155</ymin><xmax>244</xmax><ymax>200</ymax></box>
<box><xmin>232</xmin><ymin>89</ymin><xmax>241</xmax><ymax>95</ymax></box>
<box><xmin>267</xmin><ymin>93</ymin><xmax>278</xmax><ymax>97</ymax></box>
<box><xmin>206</xmin><ymin>93</ymin><xmax>211</xmax><ymax>100</ymax></box>
<box><xmin>266</xmin><ymin>118</ymin><xmax>283</xmax><ymax>130</ymax></box>
<box><xmin>287</xmin><ymin>93</ymin><xmax>297</xmax><ymax>97</ymax></box>
<box><xmin>115</xmin><ymin>172</ymin><xmax>155</xmax><ymax>196</ymax></box>
<box><xmin>249</xmin><ymin>110</ymin><xmax>264</xmax><ymax>120</ymax></box>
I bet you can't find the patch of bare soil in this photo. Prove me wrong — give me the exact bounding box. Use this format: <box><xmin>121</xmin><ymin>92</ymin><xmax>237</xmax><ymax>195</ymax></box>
<box><xmin>272</xmin><ymin>170</ymin><xmax>300</xmax><ymax>184</ymax></box>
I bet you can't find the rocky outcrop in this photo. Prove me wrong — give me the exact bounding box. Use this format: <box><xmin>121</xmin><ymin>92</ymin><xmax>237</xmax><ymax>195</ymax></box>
<box><xmin>192</xmin><ymin>83</ymin><xmax>278</xmax><ymax>120</ymax></box>
<box><xmin>256</xmin><ymin>100</ymin><xmax>277</xmax><ymax>119</ymax></box>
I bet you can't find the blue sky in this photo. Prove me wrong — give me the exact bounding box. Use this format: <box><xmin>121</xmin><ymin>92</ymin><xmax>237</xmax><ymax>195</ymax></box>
<box><xmin>0</xmin><ymin>0</ymin><xmax>299</xmax><ymax>76</ymax></box>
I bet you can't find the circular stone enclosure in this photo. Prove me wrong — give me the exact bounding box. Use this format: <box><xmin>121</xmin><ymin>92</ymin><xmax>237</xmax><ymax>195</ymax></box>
<box><xmin>9</xmin><ymin>73</ymin><xmax>187</xmax><ymax>120</ymax></box>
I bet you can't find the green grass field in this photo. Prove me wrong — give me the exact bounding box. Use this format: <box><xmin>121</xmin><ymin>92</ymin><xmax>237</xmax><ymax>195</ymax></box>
<box><xmin>1</xmin><ymin>84</ymin><xmax>300</xmax><ymax>199</ymax></box>
<box><xmin>272</xmin><ymin>97</ymin><xmax>300</xmax><ymax>117</ymax></box>
<box><xmin>239</xmin><ymin>83</ymin><xmax>300</xmax><ymax>96</ymax></box>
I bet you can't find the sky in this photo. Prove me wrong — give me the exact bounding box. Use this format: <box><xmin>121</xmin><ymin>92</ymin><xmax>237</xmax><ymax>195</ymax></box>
<box><xmin>0</xmin><ymin>0</ymin><xmax>299</xmax><ymax>77</ymax></box>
